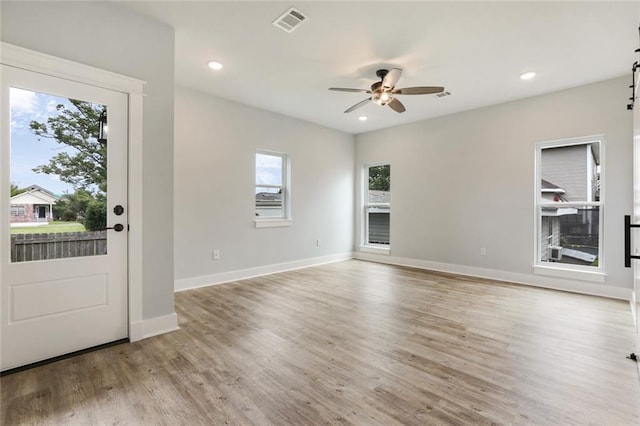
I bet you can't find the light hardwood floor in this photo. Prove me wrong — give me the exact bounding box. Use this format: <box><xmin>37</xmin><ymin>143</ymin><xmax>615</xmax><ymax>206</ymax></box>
<box><xmin>2</xmin><ymin>260</ymin><xmax>639</xmax><ymax>425</ymax></box>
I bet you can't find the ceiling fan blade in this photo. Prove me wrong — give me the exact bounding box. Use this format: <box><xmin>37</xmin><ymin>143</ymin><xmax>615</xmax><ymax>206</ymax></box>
<box><xmin>388</xmin><ymin>98</ymin><xmax>406</xmax><ymax>113</ymax></box>
<box><xmin>393</xmin><ymin>86</ymin><xmax>445</xmax><ymax>95</ymax></box>
<box><xmin>344</xmin><ymin>98</ymin><xmax>372</xmax><ymax>113</ymax></box>
<box><xmin>329</xmin><ymin>88</ymin><xmax>372</xmax><ymax>93</ymax></box>
<box><xmin>382</xmin><ymin>68</ymin><xmax>403</xmax><ymax>91</ymax></box>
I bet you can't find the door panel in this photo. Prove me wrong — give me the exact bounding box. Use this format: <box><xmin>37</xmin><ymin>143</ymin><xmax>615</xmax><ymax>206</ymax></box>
<box><xmin>1</xmin><ymin>65</ymin><xmax>128</xmax><ymax>371</ymax></box>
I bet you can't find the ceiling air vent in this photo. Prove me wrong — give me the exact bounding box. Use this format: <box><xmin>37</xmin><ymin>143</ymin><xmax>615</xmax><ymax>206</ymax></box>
<box><xmin>436</xmin><ymin>91</ymin><xmax>452</xmax><ymax>98</ymax></box>
<box><xmin>273</xmin><ymin>7</ymin><xmax>308</xmax><ymax>33</ymax></box>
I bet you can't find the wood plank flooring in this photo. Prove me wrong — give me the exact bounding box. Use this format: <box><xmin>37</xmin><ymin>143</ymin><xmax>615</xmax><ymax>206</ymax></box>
<box><xmin>2</xmin><ymin>259</ymin><xmax>639</xmax><ymax>425</ymax></box>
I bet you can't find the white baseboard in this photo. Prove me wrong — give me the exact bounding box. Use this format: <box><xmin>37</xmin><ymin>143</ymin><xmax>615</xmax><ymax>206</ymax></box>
<box><xmin>130</xmin><ymin>312</ymin><xmax>179</xmax><ymax>342</ymax></box>
<box><xmin>174</xmin><ymin>252</ymin><xmax>353</xmax><ymax>292</ymax></box>
<box><xmin>631</xmin><ymin>290</ymin><xmax>637</xmax><ymax>332</ymax></box>
<box><xmin>354</xmin><ymin>252</ymin><xmax>632</xmax><ymax>301</ymax></box>
<box><xmin>175</xmin><ymin>250</ymin><xmax>632</xmax><ymax>300</ymax></box>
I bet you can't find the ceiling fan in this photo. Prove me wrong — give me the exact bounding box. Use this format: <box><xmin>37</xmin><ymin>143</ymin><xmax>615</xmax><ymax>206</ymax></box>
<box><xmin>329</xmin><ymin>68</ymin><xmax>444</xmax><ymax>113</ymax></box>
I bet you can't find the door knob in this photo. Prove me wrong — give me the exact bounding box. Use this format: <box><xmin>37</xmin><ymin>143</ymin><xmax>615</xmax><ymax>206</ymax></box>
<box><xmin>105</xmin><ymin>224</ymin><xmax>124</xmax><ymax>232</ymax></box>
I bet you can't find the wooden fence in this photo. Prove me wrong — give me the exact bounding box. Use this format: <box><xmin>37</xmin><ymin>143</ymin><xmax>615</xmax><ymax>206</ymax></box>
<box><xmin>11</xmin><ymin>231</ymin><xmax>107</xmax><ymax>263</ymax></box>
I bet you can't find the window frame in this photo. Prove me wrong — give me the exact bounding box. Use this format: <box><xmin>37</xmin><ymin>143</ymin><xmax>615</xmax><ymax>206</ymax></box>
<box><xmin>534</xmin><ymin>135</ymin><xmax>605</xmax><ymax>282</ymax></box>
<box><xmin>10</xmin><ymin>205</ymin><xmax>25</xmax><ymax>216</ymax></box>
<box><xmin>254</xmin><ymin>149</ymin><xmax>291</xmax><ymax>228</ymax></box>
<box><xmin>361</xmin><ymin>162</ymin><xmax>391</xmax><ymax>254</ymax></box>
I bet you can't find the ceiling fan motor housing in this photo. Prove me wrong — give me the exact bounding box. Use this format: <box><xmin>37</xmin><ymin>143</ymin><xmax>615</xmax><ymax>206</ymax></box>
<box><xmin>376</xmin><ymin>69</ymin><xmax>389</xmax><ymax>80</ymax></box>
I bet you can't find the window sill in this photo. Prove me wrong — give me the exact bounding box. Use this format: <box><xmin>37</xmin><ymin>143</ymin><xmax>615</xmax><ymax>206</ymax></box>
<box><xmin>360</xmin><ymin>245</ymin><xmax>390</xmax><ymax>255</ymax></box>
<box><xmin>255</xmin><ymin>219</ymin><xmax>292</xmax><ymax>228</ymax></box>
<box><xmin>533</xmin><ymin>264</ymin><xmax>606</xmax><ymax>283</ymax></box>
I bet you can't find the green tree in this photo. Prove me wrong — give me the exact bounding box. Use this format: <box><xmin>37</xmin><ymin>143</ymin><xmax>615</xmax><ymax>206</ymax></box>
<box><xmin>85</xmin><ymin>200</ymin><xmax>107</xmax><ymax>231</ymax></box>
<box><xmin>10</xmin><ymin>183</ymin><xmax>26</xmax><ymax>197</ymax></box>
<box><xmin>52</xmin><ymin>189</ymin><xmax>95</xmax><ymax>222</ymax></box>
<box><xmin>30</xmin><ymin>99</ymin><xmax>106</xmax><ymax>228</ymax></box>
<box><xmin>369</xmin><ymin>165</ymin><xmax>390</xmax><ymax>191</ymax></box>
<box><xmin>29</xmin><ymin>100</ymin><xmax>106</xmax><ymax>193</ymax></box>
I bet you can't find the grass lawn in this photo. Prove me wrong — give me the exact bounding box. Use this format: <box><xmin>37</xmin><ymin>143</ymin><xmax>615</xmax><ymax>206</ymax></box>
<box><xmin>10</xmin><ymin>221</ymin><xmax>86</xmax><ymax>234</ymax></box>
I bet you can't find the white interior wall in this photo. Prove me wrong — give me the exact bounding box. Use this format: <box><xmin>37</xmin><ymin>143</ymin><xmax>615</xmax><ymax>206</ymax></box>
<box><xmin>355</xmin><ymin>77</ymin><xmax>632</xmax><ymax>297</ymax></box>
<box><xmin>2</xmin><ymin>2</ymin><xmax>633</xmax><ymax>328</ymax></box>
<box><xmin>1</xmin><ymin>1</ymin><xmax>176</xmax><ymax>321</ymax></box>
<box><xmin>174</xmin><ymin>86</ymin><xmax>354</xmax><ymax>289</ymax></box>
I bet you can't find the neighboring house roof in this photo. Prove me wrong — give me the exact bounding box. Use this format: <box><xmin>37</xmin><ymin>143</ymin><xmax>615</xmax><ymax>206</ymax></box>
<box><xmin>540</xmin><ymin>179</ymin><xmax>568</xmax><ymax>204</ymax></box>
<box><xmin>541</xmin><ymin>179</ymin><xmax>566</xmax><ymax>193</ymax></box>
<box><xmin>369</xmin><ymin>190</ymin><xmax>390</xmax><ymax>204</ymax></box>
<box><xmin>256</xmin><ymin>192</ymin><xmax>281</xmax><ymax>201</ymax></box>
<box><xmin>23</xmin><ymin>184</ymin><xmax>57</xmax><ymax>198</ymax></box>
<box><xmin>541</xmin><ymin>206</ymin><xmax>578</xmax><ymax>217</ymax></box>
<box><xmin>255</xmin><ymin>192</ymin><xmax>281</xmax><ymax>207</ymax></box>
<box><xmin>10</xmin><ymin>185</ymin><xmax>58</xmax><ymax>205</ymax></box>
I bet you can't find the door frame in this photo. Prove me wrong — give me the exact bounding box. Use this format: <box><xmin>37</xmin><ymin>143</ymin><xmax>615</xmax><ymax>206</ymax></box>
<box><xmin>0</xmin><ymin>42</ymin><xmax>147</xmax><ymax>341</ymax></box>
<box><xmin>633</xmin><ymin>65</ymin><xmax>640</xmax><ymax>377</ymax></box>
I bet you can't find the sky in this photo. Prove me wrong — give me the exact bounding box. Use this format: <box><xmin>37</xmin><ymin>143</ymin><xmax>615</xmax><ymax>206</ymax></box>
<box><xmin>12</xmin><ymin>87</ymin><xmax>282</xmax><ymax>197</ymax></box>
<box><xmin>10</xmin><ymin>87</ymin><xmax>79</xmax><ymax>195</ymax></box>
<box><xmin>255</xmin><ymin>152</ymin><xmax>283</xmax><ymax>193</ymax></box>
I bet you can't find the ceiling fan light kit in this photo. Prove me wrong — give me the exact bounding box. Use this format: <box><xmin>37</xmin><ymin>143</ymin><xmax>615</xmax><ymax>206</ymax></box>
<box><xmin>329</xmin><ymin>68</ymin><xmax>444</xmax><ymax>114</ymax></box>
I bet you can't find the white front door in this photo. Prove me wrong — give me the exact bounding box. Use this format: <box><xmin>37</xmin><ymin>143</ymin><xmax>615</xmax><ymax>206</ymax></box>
<box><xmin>1</xmin><ymin>65</ymin><xmax>128</xmax><ymax>371</ymax></box>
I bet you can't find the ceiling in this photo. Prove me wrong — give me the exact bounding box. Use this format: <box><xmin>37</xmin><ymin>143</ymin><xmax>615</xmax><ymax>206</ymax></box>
<box><xmin>124</xmin><ymin>1</ymin><xmax>640</xmax><ymax>134</ymax></box>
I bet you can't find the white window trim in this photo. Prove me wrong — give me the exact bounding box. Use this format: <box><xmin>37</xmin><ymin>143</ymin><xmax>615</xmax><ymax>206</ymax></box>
<box><xmin>533</xmin><ymin>135</ymin><xmax>605</xmax><ymax>280</ymax></box>
<box><xmin>255</xmin><ymin>219</ymin><xmax>292</xmax><ymax>228</ymax></box>
<box><xmin>360</xmin><ymin>244</ymin><xmax>391</xmax><ymax>255</ymax></box>
<box><xmin>361</xmin><ymin>161</ymin><xmax>391</xmax><ymax>251</ymax></box>
<box><xmin>533</xmin><ymin>264</ymin><xmax>606</xmax><ymax>283</ymax></box>
<box><xmin>254</xmin><ymin>150</ymin><xmax>291</xmax><ymax>228</ymax></box>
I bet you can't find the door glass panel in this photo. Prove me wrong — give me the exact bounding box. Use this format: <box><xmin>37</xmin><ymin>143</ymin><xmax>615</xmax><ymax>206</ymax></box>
<box><xmin>10</xmin><ymin>88</ymin><xmax>107</xmax><ymax>262</ymax></box>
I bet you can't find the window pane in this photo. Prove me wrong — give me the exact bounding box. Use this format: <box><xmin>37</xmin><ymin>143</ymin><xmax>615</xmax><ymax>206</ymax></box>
<box><xmin>367</xmin><ymin>206</ymin><xmax>389</xmax><ymax>245</ymax></box>
<box><xmin>540</xmin><ymin>206</ymin><xmax>599</xmax><ymax>266</ymax></box>
<box><xmin>256</xmin><ymin>153</ymin><xmax>283</xmax><ymax>186</ymax></box>
<box><xmin>368</xmin><ymin>164</ymin><xmax>390</xmax><ymax>203</ymax></box>
<box><xmin>255</xmin><ymin>186</ymin><xmax>283</xmax><ymax>218</ymax></box>
<box><xmin>540</xmin><ymin>142</ymin><xmax>600</xmax><ymax>202</ymax></box>
<box><xmin>10</xmin><ymin>88</ymin><xmax>107</xmax><ymax>263</ymax></box>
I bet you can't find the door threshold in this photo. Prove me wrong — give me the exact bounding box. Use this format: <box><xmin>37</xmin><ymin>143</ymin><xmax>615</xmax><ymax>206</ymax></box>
<box><xmin>0</xmin><ymin>338</ymin><xmax>129</xmax><ymax>377</ymax></box>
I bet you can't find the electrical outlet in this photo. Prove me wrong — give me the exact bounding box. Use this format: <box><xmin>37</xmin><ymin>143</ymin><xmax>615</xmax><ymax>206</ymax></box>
<box><xmin>480</xmin><ymin>247</ymin><xmax>487</xmax><ymax>256</ymax></box>
<box><xmin>213</xmin><ymin>249</ymin><xmax>220</xmax><ymax>260</ymax></box>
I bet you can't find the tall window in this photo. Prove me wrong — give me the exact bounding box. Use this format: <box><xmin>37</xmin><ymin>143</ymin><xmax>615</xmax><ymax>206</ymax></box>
<box><xmin>536</xmin><ymin>137</ymin><xmax>603</xmax><ymax>272</ymax></box>
<box><xmin>364</xmin><ymin>163</ymin><xmax>391</xmax><ymax>249</ymax></box>
<box><xmin>255</xmin><ymin>150</ymin><xmax>290</xmax><ymax>227</ymax></box>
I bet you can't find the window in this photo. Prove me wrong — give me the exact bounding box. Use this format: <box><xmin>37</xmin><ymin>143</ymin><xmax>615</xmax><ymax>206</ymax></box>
<box><xmin>255</xmin><ymin>150</ymin><xmax>291</xmax><ymax>227</ymax></box>
<box><xmin>535</xmin><ymin>136</ymin><xmax>603</xmax><ymax>277</ymax></box>
<box><xmin>363</xmin><ymin>163</ymin><xmax>390</xmax><ymax>252</ymax></box>
<box><xmin>10</xmin><ymin>205</ymin><xmax>25</xmax><ymax>216</ymax></box>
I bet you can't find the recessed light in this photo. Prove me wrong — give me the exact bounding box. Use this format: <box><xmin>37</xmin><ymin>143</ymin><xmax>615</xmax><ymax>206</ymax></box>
<box><xmin>208</xmin><ymin>61</ymin><xmax>223</xmax><ymax>71</ymax></box>
<box><xmin>520</xmin><ymin>71</ymin><xmax>536</xmax><ymax>80</ymax></box>
<box><xmin>358</xmin><ymin>116</ymin><xmax>368</xmax><ymax>122</ymax></box>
